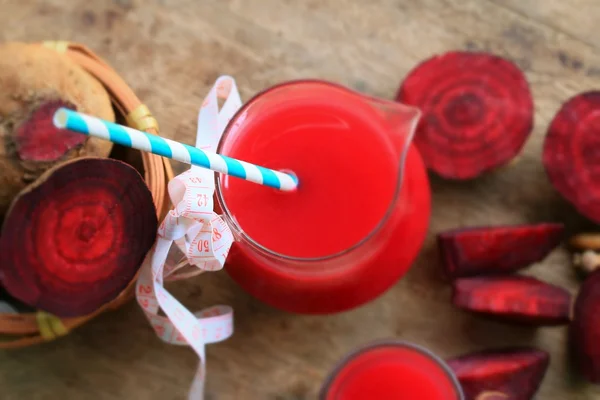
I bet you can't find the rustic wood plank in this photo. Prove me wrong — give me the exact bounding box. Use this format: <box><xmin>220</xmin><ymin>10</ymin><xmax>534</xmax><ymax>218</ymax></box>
<box><xmin>0</xmin><ymin>0</ymin><xmax>600</xmax><ymax>399</ymax></box>
<box><xmin>488</xmin><ymin>0</ymin><xmax>600</xmax><ymax>49</ymax></box>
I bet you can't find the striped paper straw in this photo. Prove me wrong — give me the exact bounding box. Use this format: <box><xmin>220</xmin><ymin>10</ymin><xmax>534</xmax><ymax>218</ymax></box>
<box><xmin>53</xmin><ymin>108</ymin><xmax>298</xmax><ymax>191</ymax></box>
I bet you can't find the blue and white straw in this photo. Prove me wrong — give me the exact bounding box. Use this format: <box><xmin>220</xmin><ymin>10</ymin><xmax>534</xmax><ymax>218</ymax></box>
<box><xmin>53</xmin><ymin>108</ymin><xmax>298</xmax><ymax>191</ymax></box>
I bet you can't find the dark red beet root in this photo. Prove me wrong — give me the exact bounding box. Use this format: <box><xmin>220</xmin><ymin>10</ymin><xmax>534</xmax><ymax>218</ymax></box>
<box><xmin>543</xmin><ymin>91</ymin><xmax>600</xmax><ymax>223</ymax></box>
<box><xmin>452</xmin><ymin>276</ymin><xmax>572</xmax><ymax>325</ymax></box>
<box><xmin>396</xmin><ymin>51</ymin><xmax>534</xmax><ymax>179</ymax></box>
<box><xmin>447</xmin><ymin>347</ymin><xmax>550</xmax><ymax>400</ymax></box>
<box><xmin>570</xmin><ymin>269</ymin><xmax>600</xmax><ymax>383</ymax></box>
<box><xmin>438</xmin><ymin>223</ymin><xmax>564</xmax><ymax>279</ymax></box>
<box><xmin>0</xmin><ymin>157</ymin><xmax>157</xmax><ymax>317</ymax></box>
<box><xmin>14</xmin><ymin>100</ymin><xmax>84</xmax><ymax>162</ymax></box>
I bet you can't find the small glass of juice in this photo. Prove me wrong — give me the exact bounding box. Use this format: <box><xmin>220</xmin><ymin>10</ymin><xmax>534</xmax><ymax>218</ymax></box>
<box><xmin>319</xmin><ymin>340</ymin><xmax>465</xmax><ymax>400</ymax></box>
<box><xmin>216</xmin><ymin>80</ymin><xmax>431</xmax><ymax>314</ymax></box>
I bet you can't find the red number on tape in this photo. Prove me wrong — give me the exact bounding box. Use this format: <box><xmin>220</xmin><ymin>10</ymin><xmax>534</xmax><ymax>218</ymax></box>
<box><xmin>154</xmin><ymin>324</ymin><xmax>165</xmax><ymax>337</ymax></box>
<box><xmin>192</xmin><ymin>326</ymin><xmax>201</xmax><ymax>340</ymax></box>
<box><xmin>197</xmin><ymin>240</ymin><xmax>210</xmax><ymax>253</ymax></box>
<box><xmin>197</xmin><ymin>194</ymin><xmax>209</xmax><ymax>207</ymax></box>
<box><xmin>174</xmin><ymin>308</ymin><xmax>185</xmax><ymax>321</ymax></box>
<box><xmin>138</xmin><ymin>285</ymin><xmax>152</xmax><ymax>294</ymax></box>
<box><xmin>175</xmin><ymin>330</ymin><xmax>186</xmax><ymax>343</ymax></box>
<box><xmin>201</xmin><ymin>308</ymin><xmax>219</xmax><ymax>318</ymax></box>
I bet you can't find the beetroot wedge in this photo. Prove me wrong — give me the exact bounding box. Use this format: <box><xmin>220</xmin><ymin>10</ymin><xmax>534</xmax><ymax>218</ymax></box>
<box><xmin>452</xmin><ymin>276</ymin><xmax>572</xmax><ymax>325</ymax></box>
<box><xmin>543</xmin><ymin>91</ymin><xmax>600</xmax><ymax>223</ymax></box>
<box><xmin>0</xmin><ymin>157</ymin><xmax>158</xmax><ymax>317</ymax></box>
<box><xmin>397</xmin><ymin>51</ymin><xmax>534</xmax><ymax>179</ymax></box>
<box><xmin>570</xmin><ymin>269</ymin><xmax>600</xmax><ymax>383</ymax></box>
<box><xmin>447</xmin><ymin>347</ymin><xmax>550</xmax><ymax>400</ymax></box>
<box><xmin>438</xmin><ymin>223</ymin><xmax>564</xmax><ymax>279</ymax></box>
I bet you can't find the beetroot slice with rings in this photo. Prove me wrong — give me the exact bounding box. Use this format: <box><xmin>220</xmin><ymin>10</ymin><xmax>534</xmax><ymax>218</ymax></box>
<box><xmin>543</xmin><ymin>91</ymin><xmax>600</xmax><ymax>223</ymax></box>
<box><xmin>0</xmin><ymin>157</ymin><xmax>158</xmax><ymax>317</ymax></box>
<box><xmin>396</xmin><ymin>51</ymin><xmax>534</xmax><ymax>179</ymax></box>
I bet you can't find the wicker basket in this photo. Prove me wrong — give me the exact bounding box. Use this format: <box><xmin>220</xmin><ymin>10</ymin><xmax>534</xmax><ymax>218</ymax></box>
<box><xmin>0</xmin><ymin>41</ymin><xmax>173</xmax><ymax>349</ymax></box>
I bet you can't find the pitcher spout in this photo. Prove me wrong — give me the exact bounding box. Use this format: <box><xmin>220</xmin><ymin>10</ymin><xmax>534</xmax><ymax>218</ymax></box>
<box><xmin>363</xmin><ymin>94</ymin><xmax>422</xmax><ymax>177</ymax></box>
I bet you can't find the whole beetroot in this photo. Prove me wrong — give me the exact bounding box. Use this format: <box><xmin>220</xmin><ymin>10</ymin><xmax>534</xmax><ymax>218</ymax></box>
<box><xmin>0</xmin><ymin>42</ymin><xmax>114</xmax><ymax>221</ymax></box>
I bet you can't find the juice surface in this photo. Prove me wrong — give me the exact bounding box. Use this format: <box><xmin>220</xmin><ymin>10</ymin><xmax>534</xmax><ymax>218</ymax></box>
<box><xmin>325</xmin><ymin>346</ymin><xmax>460</xmax><ymax>400</ymax></box>
<box><xmin>219</xmin><ymin>91</ymin><xmax>398</xmax><ymax>258</ymax></box>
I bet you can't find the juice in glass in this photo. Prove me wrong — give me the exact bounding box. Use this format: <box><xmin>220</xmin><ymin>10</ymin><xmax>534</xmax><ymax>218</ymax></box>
<box><xmin>216</xmin><ymin>80</ymin><xmax>431</xmax><ymax>314</ymax></box>
<box><xmin>319</xmin><ymin>340</ymin><xmax>464</xmax><ymax>400</ymax></box>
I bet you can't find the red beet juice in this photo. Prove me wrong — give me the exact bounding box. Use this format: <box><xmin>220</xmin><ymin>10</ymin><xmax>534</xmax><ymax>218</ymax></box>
<box><xmin>216</xmin><ymin>80</ymin><xmax>431</xmax><ymax>314</ymax></box>
<box><xmin>320</xmin><ymin>341</ymin><xmax>464</xmax><ymax>400</ymax></box>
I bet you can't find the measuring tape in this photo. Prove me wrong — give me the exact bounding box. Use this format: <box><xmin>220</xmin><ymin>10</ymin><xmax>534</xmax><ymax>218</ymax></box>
<box><xmin>136</xmin><ymin>76</ymin><xmax>241</xmax><ymax>399</ymax></box>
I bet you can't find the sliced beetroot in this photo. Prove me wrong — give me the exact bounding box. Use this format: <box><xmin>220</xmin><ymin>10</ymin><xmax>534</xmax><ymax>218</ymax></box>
<box><xmin>396</xmin><ymin>51</ymin><xmax>534</xmax><ymax>179</ymax></box>
<box><xmin>14</xmin><ymin>100</ymin><xmax>84</xmax><ymax>162</ymax></box>
<box><xmin>438</xmin><ymin>223</ymin><xmax>564</xmax><ymax>279</ymax></box>
<box><xmin>452</xmin><ymin>276</ymin><xmax>572</xmax><ymax>325</ymax></box>
<box><xmin>0</xmin><ymin>157</ymin><xmax>158</xmax><ymax>317</ymax></box>
<box><xmin>543</xmin><ymin>91</ymin><xmax>600</xmax><ymax>223</ymax></box>
<box><xmin>570</xmin><ymin>269</ymin><xmax>600</xmax><ymax>383</ymax></box>
<box><xmin>447</xmin><ymin>347</ymin><xmax>550</xmax><ymax>400</ymax></box>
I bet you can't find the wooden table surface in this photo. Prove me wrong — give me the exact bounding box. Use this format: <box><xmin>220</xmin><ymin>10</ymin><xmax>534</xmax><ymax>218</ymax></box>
<box><xmin>2</xmin><ymin>0</ymin><xmax>600</xmax><ymax>399</ymax></box>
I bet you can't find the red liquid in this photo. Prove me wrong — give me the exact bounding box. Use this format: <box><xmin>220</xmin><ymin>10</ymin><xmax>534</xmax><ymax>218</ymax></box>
<box><xmin>218</xmin><ymin>81</ymin><xmax>431</xmax><ymax>314</ymax></box>
<box><xmin>221</xmin><ymin>91</ymin><xmax>397</xmax><ymax>258</ymax></box>
<box><xmin>323</xmin><ymin>345</ymin><xmax>461</xmax><ymax>400</ymax></box>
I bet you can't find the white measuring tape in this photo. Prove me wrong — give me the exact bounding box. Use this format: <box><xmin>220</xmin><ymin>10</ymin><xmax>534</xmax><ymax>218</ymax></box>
<box><xmin>135</xmin><ymin>76</ymin><xmax>241</xmax><ymax>399</ymax></box>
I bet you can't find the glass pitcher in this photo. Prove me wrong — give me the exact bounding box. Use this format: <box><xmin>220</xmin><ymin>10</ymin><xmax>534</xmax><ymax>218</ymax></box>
<box><xmin>215</xmin><ymin>80</ymin><xmax>431</xmax><ymax>314</ymax></box>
